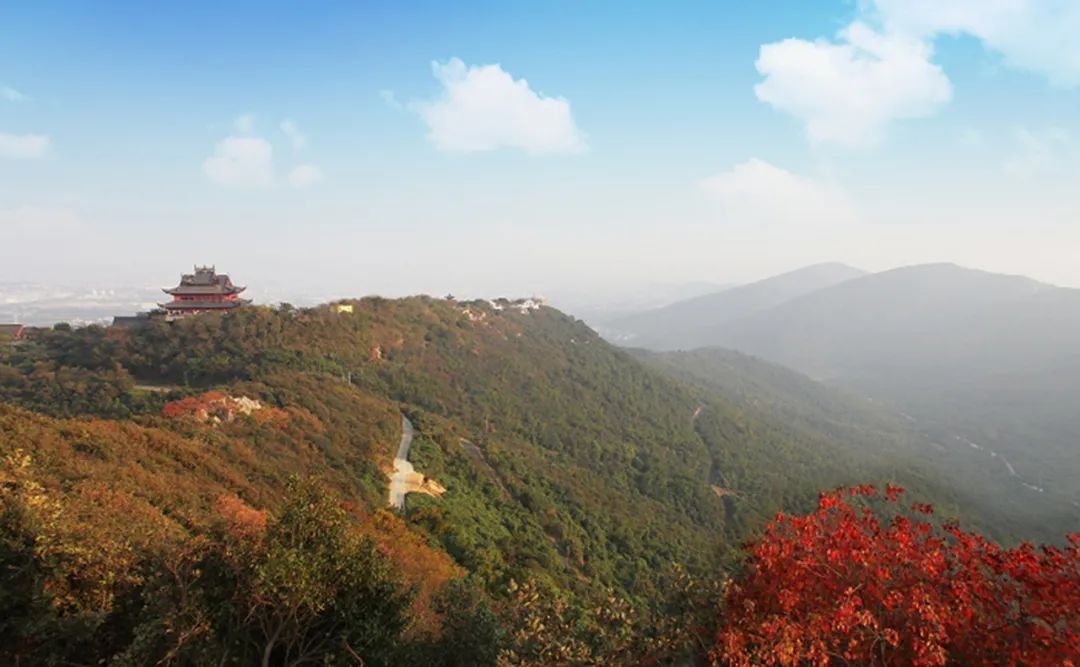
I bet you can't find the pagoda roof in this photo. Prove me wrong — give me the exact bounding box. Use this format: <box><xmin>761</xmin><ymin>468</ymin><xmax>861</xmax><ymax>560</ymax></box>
<box><xmin>158</xmin><ymin>299</ymin><xmax>251</xmax><ymax>310</ymax></box>
<box><xmin>164</xmin><ymin>284</ymin><xmax>246</xmax><ymax>296</ymax></box>
<box><xmin>163</xmin><ymin>265</ymin><xmax>245</xmax><ymax>295</ymax></box>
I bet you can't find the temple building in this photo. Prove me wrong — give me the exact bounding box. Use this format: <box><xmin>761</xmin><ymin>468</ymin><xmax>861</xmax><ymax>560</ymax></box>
<box><xmin>159</xmin><ymin>265</ymin><xmax>250</xmax><ymax>317</ymax></box>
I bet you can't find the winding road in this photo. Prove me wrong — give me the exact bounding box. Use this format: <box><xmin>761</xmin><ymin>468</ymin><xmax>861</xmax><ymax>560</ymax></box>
<box><xmin>388</xmin><ymin>414</ymin><xmax>415</xmax><ymax>510</ymax></box>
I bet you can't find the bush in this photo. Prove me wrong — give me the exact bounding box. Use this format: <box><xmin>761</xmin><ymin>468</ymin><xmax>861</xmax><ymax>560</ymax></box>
<box><xmin>714</xmin><ymin>485</ymin><xmax>1080</xmax><ymax>666</ymax></box>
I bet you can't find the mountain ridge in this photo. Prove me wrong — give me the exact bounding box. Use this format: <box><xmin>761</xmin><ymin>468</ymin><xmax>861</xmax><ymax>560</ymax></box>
<box><xmin>603</xmin><ymin>262</ymin><xmax>867</xmax><ymax>349</ymax></box>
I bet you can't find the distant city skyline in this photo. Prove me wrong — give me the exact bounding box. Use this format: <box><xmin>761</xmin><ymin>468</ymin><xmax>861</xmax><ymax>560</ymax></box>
<box><xmin>3</xmin><ymin>1</ymin><xmax>1080</xmax><ymax>295</ymax></box>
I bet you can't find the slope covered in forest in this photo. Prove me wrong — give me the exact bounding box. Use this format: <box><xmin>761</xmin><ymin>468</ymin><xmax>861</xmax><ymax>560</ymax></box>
<box><xmin>0</xmin><ymin>296</ymin><xmax>1031</xmax><ymax>664</ymax></box>
<box><xmin>633</xmin><ymin>347</ymin><xmax>1077</xmax><ymax>543</ymax></box>
<box><xmin>673</xmin><ymin>264</ymin><xmax>1080</xmax><ymax>527</ymax></box>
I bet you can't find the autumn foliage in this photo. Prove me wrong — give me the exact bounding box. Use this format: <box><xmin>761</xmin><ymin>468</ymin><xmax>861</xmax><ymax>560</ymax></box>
<box><xmin>714</xmin><ymin>485</ymin><xmax>1080</xmax><ymax>666</ymax></box>
<box><xmin>160</xmin><ymin>390</ymin><xmax>230</xmax><ymax>419</ymax></box>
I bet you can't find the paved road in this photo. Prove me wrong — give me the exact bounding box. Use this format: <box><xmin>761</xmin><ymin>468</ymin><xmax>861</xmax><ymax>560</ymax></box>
<box><xmin>388</xmin><ymin>414</ymin><xmax>415</xmax><ymax>510</ymax></box>
<box><xmin>133</xmin><ymin>384</ymin><xmax>181</xmax><ymax>393</ymax></box>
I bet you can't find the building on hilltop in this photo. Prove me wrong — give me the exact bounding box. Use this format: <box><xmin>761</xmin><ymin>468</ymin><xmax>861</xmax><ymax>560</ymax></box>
<box><xmin>158</xmin><ymin>265</ymin><xmax>250</xmax><ymax>318</ymax></box>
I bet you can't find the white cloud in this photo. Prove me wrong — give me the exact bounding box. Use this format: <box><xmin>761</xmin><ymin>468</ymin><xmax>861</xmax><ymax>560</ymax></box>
<box><xmin>872</xmin><ymin>0</ymin><xmax>1080</xmax><ymax>87</ymax></box>
<box><xmin>204</xmin><ymin>115</ymin><xmax>324</xmax><ymax>189</ymax></box>
<box><xmin>1</xmin><ymin>86</ymin><xmax>27</xmax><ymax>102</ymax></box>
<box><xmin>414</xmin><ymin>58</ymin><xmax>586</xmax><ymax>154</ymax></box>
<box><xmin>755</xmin><ymin>22</ymin><xmax>951</xmax><ymax>147</ymax></box>
<box><xmin>0</xmin><ymin>132</ymin><xmax>50</xmax><ymax>159</ymax></box>
<box><xmin>287</xmin><ymin>164</ymin><xmax>322</xmax><ymax>188</ymax></box>
<box><xmin>280</xmin><ymin>119</ymin><xmax>308</xmax><ymax>150</ymax></box>
<box><xmin>752</xmin><ymin>1</ymin><xmax>1080</xmax><ymax>146</ymax></box>
<box><xmin>203</xmin><ymin>135</ymin><xmax>273</xmax><ymax>188</ymax></box>
<box><xmin>700</xmin><ymin>159</ymin><xmax>857</xmax><ymax>225</ymax></box>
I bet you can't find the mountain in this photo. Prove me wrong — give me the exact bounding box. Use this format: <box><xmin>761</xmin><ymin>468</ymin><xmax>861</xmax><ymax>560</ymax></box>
<box><xmin>602</xmin><ymin>263</ymin><xmax>866</xmax><ymax>348</ymax></box>
<box><xmin>2</xmin><ymin>294</ymin><xmax>1075</xmax><ymax>663</ymax></box>
<box><xmin>550</xmin><ymin>281</ymin><xmax>731</xmax><ymax>330</ymax></box>
<box><xmin>708</xmin><ymin>263</ymin><xmax>1078</xmax><ymax>381</ymax></box>
<box><xmin>0</xmin><ymin>296</ymin><xmax>967</xmax><ymax>584</ymax></box>
<box><xmin>636</xmin><ymin>263</ymin><xmax>1080</xmax><ymax>522</ymax></box>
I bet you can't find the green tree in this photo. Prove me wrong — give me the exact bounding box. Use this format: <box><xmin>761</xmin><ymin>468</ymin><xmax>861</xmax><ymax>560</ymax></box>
<box><xmin>433</xmin><ymin>578</ymin><xmax>504</xmax><ymax>666</ymax></box>
<box><xmin>122</xmin><ymin>478</ymin><xmax>413</xmax><ymax>666</ymax></box>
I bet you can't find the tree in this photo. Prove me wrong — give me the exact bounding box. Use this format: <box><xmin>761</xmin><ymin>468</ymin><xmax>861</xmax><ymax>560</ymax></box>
<box><xmin>238</xmin><ymin>478</ymin><xmax>411</xmax><ymax>667</ymax></box>
<box><xmin>714</xmin><ymin>485</ymin><xmax>1080</xmax><ymax>667</ymax></box>
<box><xmin>430</xmin><ymin>577</ymin><xmax>503</xmax><ymax>666</ymax></box>
<box><xmin>119</xmin><ymin>479</ymin><xmax>413</xmax><ymax>666</ymax></box>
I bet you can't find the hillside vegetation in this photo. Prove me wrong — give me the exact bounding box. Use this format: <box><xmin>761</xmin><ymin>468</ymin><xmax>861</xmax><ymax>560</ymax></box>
<box><xmin>634</xmin><ymin>347</ymin><xmax>1075</xmax><ymax>543</ymax></box>
<box><xmin>1</xmin><ymin>296</ymin><xmax>1072</xmax><ymax>664</ymax></box>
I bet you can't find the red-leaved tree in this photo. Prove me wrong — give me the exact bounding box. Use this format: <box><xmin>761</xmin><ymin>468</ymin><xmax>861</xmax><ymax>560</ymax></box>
<box><xmin>714</xmin><ymin>485</ymin><xmax>1079</xmax><ymax>667</ymax></box>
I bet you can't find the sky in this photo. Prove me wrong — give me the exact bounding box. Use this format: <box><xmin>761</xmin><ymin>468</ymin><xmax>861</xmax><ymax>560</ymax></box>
<box><xmin>3</xmin><ymin>0</ymin><xmax>1080</xmax><ymax>305</ymax></box>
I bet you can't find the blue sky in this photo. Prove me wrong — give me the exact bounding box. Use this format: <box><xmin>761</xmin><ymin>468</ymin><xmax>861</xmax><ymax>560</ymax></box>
<box><xmin>3</xmin><ymin>1</ymin><xmax>1080</xmax><ymax>302</ymax></box>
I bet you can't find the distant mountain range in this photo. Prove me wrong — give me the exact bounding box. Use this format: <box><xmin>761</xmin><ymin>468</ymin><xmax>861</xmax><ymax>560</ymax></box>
<box><xmin>607</xmin><ymin>262</ymin><xmax>1080</xmax><ymax>518</ymax></box>
<box><xmin>549</xmin><ymin>280</ymin><xmax>731</xmax><ymax>329</ymax></box>
<box><xmin>601</xmin><ymin>263</ymin><xmax>867</xmax><ymax>348</ymax></box>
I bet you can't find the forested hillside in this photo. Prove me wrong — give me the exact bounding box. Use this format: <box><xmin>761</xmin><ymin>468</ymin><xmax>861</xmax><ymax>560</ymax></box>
<box><xmin>633</xmin><ymin>347</ymin><xmax>1077</xmax><ymax>543</ymax></box>
<box><xmin>1</xmin><ymin>297</ymin><xmax>1073</xmax><ymax>664</ymax></box>
<box><xmin>606</xmin><ymin>263</ymin><xmax>1080</xmax><ymax>540</ymax></box>
<box><xmin>671</xmin><ymin>265</ymin><xmax>1080</xmax><ymax>529</ymax></box>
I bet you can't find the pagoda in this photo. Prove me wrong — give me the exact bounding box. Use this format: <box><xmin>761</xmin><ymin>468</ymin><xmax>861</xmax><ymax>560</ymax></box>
<box><xmin>159</xmin><ymin>265</ymin><xmax>250</xmax><ymax>317</ymax></box>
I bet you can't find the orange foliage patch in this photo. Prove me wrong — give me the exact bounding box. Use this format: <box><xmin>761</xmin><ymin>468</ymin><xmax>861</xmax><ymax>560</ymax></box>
<box><xmin>162</xmin><ymin>391</ymin><xmax>267</xmax><ymax>425</ymax></box>
<box><xmin>359</xmin><ymin>508</ymin><xmax>463</xmax><ymax>639</ymax></box>
<box><xmin>215</xmin><ymin>494</ymin><xmax>269</xmax><ymax>541</ymax></box>
<box><xmin>279</xmin><ymin>405</ymin><xmax>324</xmax><ymax>433</ymax></box>
<box><xmin>161</xmin><ymin>391</ymin><xmax>228</xmax><ymax>419</ymax></box>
